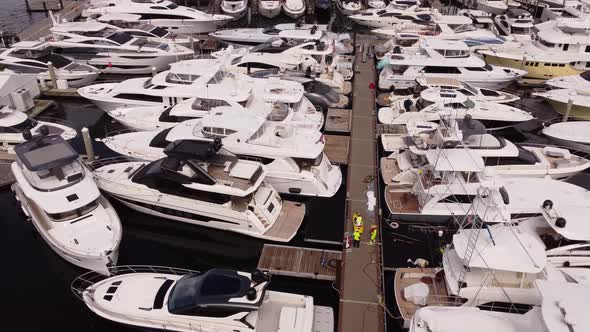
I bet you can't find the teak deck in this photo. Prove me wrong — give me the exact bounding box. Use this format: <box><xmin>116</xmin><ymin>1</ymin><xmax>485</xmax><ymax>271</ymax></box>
<box><xmin>394</xmin><ymin>268</ymin><xmax>452</xmax><ymax>322</ymax></box>
<box><xmin>263</xmin><ymin>201</ymin><xmax>305</xmax><ymax>241</ymax></box>
<box><xmin>257</xmin><ymin>244</ymin><xmax>341</xmax><ymax>281</ymax></box>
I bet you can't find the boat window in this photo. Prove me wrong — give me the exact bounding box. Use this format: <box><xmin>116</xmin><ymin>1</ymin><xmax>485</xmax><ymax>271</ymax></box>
<box><xmin>237</xmin><ymin>62</ymin><xmax>279</xmax><ymax>69</ymax></box>
<box><xmin>512</xmin><ymin>27</ymin><xmax>531</xmax><ymax>35</ymax></box>
<box><xmin>479</xmin><ymin>89</ymin><xmax>500</xmax><ymax>97</ymax></box>
<box><xmin>201</xmin><ymin>127</ymin><xmax>236</xmax><ymax>139</ymax></box>
<box><xmin>438</xmin><ymin>194</ymin><xmax>475</xmax><ymax>204</ymax></box>
<box><xmin>149</xmin><ymin>128</ymin><xmax>173</xmax><ymax>148</ymax></box>
<box><xmin>150</xmin><ymin>6</ymin><xmax>168</xmax><ymax>9</ymax></box>
<box><xmin>416</xmin><ymin>14</ymin><xmax>431</xmax><ymax>22</ymax></box>
<box><xmin>192</xmin><ymin>99</ymin><xmax>230</xmax><ymax>111</ymax></box>
<box><xmin>422</xmin><ymin>66</ymin><xmax>461</xmax><ymax>74</ymax></box>
<box><xmin>464</xmin><ymin>67</ymin><xmax>486</xmax><ymax>71</ymax></box>
<box><xmin>262</xmin><ymin>27</ymin><xmax>281</xmax><ymax>35</ymax></box>
<box><xmin>376</xmin><ymin>10</ymin><xmax>387</xmax><ymax>15</ymax></box>
<box><xmin>267</xmin><ymin>103</ymin><xmax>289</xmax><ymax>122</ymax></box>
<box><xmin>107</xmin><ymin>32</ymin><xmax>134</xmax><ymax>45</ymax></box>
<box><xmin>166</xmin><ymin>2</ymin><xmax>178</xmax><ymax>9</ymax></box>
<box><xmin>539</xmin><ymin>39</ymin><xmax>555</xmax><ymax>48</ymax></box>
<box><xmin>140</xmin><ymin>13</ymin><xmax>194</xmax><ymax>20</ymax></box>
<box><xmin>14</xmin><ymin>60</ymin><xmax>47</xmax><ymax>69</ymax></box>
<box><xmin>415</xmin><ymin>98</ymin><xmax>433</xmax><ymax>111</ymax></box>
<box><xmin>113</xmin><ymin>93</ymin><xmax>163</xmax><ymax>103</ymax></box>
<box><xmin>581</xmin><ymin>71</ymin><xmax>590</xmax><ymax>81</ymax></box>
<box><xmin>128</xmin><ymin>30</ymin><xmax>152</xmax><ymax>37</ymax></box>
<box><xmin>450</xmin><ymin>24</ymin><xmax>476</xmax><ymax>33</ymax></box>
<box><xmin>159</xmin><ymin>107</ymin><xmax>195</xmax><ymax>123</ymax></box>
<box><xmin>150</xmin><ymin>26</ymin><xmax>169</xmax><ymax>37</ymax></box>
<box><xmin>47</xmin><ymin>199</ymin><xmax>99</xmax><ymax>222</ymax></box>
<box><xmin>457</xmin><ymin>88</ymin><xmax>476</xmax><ymax>96</ymax></box>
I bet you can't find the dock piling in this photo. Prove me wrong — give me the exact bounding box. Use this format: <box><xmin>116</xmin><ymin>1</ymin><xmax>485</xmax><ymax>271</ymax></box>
<box><xmin>47</xmin><ymin>62</ymin><xmax>57</xmax><ymax>88</ymax></box>
<box><xmin>43</xmin><ymin>2</ymin><xmax>48</xmax><ymax>16</ymax></box>
<box><xmin>562</xmin><ymin>98</ymin><xmax>574</xmax><ymax>122</ymax></box>
<box><xmin>25</xmin><ymin>0</ymin><xmax>31</xmax><ymax>12</ymax></box>
<box><xmin>81</xmin><ymin>128</ymin><xmax>95</xmax><ymax>161</ymax></box>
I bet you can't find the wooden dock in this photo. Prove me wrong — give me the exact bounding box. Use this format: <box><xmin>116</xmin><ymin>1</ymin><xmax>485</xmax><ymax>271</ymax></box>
<box><xmin>29</xmin><ymin>99</ymin><xmax>56</xmax><ymax>118</ymax></box>
<box><xmin>338</xmin><ymin>35</ymin><xmax>384</xmax><ymax>332</ymax></box>
<box><xmin>0</xmin><ymin>152</ymin><xmax>16</xmax><ymax>188</ymax></box>
<box><xmin>257</xmin><ymin>244</ymin><xmax>341</xmax><ymax>281</ymax></box>
<box><xmin>324</xmin><ymin>135</ymin><xmax>350</xmax><ymax>165</ymax></box>
<box><xmin>19</xmin><ymin>1</ymin><xmax>87</xmax><ymax>41</ymax></box>
<box><xmin>24</xmin><ymin>0</ymin><xmax>74</xmax><ymax>12</ymax></box>
<box><xmin>325</xmin><ymin>108</ymin><xmax>352</xmax><ymax>134</ymax></box>
<box><xmin>40</xmin><ymin>87</ymin><xmax>79</xmax><ymax>98</ymax></box>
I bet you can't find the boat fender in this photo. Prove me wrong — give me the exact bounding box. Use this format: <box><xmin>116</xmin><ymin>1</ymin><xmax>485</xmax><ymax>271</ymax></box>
<box><xmin>563</xmin><ymin>261</ymin><xmax>571</xmax><ymax>267</ymax></box>
<box><xmin>246</xmin><ymin>287</ymin><xmax>257</xmax><ymax>301</ymax></box>
<box><xmin>40</xmin><ymin>125</ymin><xmax>49</xmax><ymax>136</ymax></box>
<box><xmin>542</xmin><ymin>199</ymin><xmax>553</xmax><ymax>210</ymax></box>
<box><xmin>555</xmin><ymin>217</ymin><xmax>566</xmax><ymax>228</ymax></box>
<box><xmin>252</xmin><ymin>270</ymin><xmax>270</xmax><ymax>284</ymax></box>
<box><xmin>23</xmin><ymin>129</ymin><xmax>33</xmax><ymax>141</ymax></box>
<box><xmin>403</xmin><ymin>99</ymin><xmax>413</xmax><ymax>113</ymax></box>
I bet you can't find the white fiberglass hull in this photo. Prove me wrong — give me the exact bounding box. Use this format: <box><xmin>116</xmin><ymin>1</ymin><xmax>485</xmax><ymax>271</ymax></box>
<box><xmin>139</xmin><ymin>19</ymin><xmax>231</xmax><ymax>34</ymax></box>
<box><xmin>260</xmin><ymin>1</ymin><xmax>281</xmax><ymax>18</ymax></box>
<box><xmin>12</xmin><ymin>185</ymin><xmax>120</xmax><ymax>275</ymax></box>
<box><xmin>221</xmin><ymin>1</ymin><xmax>248</xmax><ymax>19</ymax></box>
<box><xmin>283</xmin><ymin>0</ymin><xmax>306</xmax><ymax>19</ymax></box>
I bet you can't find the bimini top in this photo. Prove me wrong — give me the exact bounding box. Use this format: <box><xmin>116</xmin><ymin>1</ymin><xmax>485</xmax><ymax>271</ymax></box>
<box><xmin>167</xmin><ymin>269</ymin><xmax>265</xmax><ymax>314</ymax></box>
<box><xmin>14</xmin><ymin>135</ymin><xmax>79</xmax><ymax>171</ymax></box>
<box><xmin>426</xmin><ymin>149</ymin><xmax>484</xmax><ymax>172</ymax></box>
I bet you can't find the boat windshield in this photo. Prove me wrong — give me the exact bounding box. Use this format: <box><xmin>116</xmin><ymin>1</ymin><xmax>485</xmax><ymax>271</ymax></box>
<box><xmin>167</xmin><ymin>270</ymin><xmax>252</xmax><ymax>314</ymax></box>
<box><xmin>150</xmin><ymin>26</ymin><xmax>169</xmax><ymax>37</ymax></box>
<box><xmin>450</xmin><ymin>24</ymin><xmax>477</xmax><ymax>33</ymax></box>
<box><xmin>107</xmin><ymin>32</ymin><xmax>134</xmax><ymax>45</ymax></box>
<box><xmin>582</xmin><ymin>71</ymin><xmax>590</xmax><ymax>82</ymax></box>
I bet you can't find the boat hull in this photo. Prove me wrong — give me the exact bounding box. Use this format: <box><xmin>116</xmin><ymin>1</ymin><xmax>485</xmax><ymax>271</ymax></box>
<box><xmin>545</xmin><ymin>98</ymin><xmax>590</xmax><ymax>121</ymax></box>
<box><xmin>259</xmin><ymin>2</ymin><xmax>281</xmax><ymax>18</ymax></box>
<box><xmin>481</xmin><ymin>53</ymin><xmax>583</xmax><ymax>80</ymax></box>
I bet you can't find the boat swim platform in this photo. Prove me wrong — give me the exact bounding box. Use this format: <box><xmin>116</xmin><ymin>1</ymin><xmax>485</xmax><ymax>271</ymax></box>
<box><xmin>324</xmin><ymin>135</ymin><xmax>350</xmax><ymax>165</ymax></box>
<box><xmin>19</xmin><ymin>1</ymin><xmax>87</xmax><ymax>41</ymax></box>
<box><xmin>325</xmin><ymin>108</ymin><xmax>352</xmax><ymax>134</ymax></box>
<box><xmin>40</xmin><ymin>87</ymin><xmax>80</xmax><ymax>98</ymax></box>
<box><xmin>338</xmin><ymin>35</ymin><xmax>384</xmax><ymax>332</ymax></box>
<box><xmin>257</xmin><ymin>244</ymin><xmax>341</xmax><ymax>281</ymax></box>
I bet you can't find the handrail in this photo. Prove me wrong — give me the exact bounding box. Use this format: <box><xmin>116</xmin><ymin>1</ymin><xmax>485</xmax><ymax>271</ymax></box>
<box><xmin>71</xmin><ymin>265</ymin><xmax>198</xmax><ymax>301</ymax></box>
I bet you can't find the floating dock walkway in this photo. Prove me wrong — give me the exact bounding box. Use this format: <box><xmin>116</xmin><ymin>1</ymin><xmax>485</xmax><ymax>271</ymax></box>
<box><xmin>19</xmin><ymin>1</ymin><xmax>87</xmax><ymax>41</ymax></box>
<box><xmin>338</xmin><ymin>34</ymin><xmax>384</xmax><ymax>332</ymax></box>
<box><xmin>257</xmin><ymin>244</ymin><xmax>341</xmax><ymax>281</ymax></box>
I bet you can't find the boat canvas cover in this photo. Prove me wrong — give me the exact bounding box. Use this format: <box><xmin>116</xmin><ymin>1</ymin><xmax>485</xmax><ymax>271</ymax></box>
<box><xmin>15</xmin><ymin>136</ymin><xmax>79</xmax><ymax>171</ymax></box>
<box><xmin>537</xmin><ymin>280</ymin><xmax>590</xmax><ymax>332</ymax></box>
<box><xmin>425</xmin><ymin>149</ymin><xmax>484</xmax><ymax>172</ymax></box>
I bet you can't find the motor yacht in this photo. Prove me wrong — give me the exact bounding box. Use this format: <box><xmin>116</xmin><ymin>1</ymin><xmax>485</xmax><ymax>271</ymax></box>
<box><xmin>377</xmin><ymin>90</ymin><xmax>533</xmax><ymax>129</ymax></box>
<box><xmin>259</xmin><ymin>0</ymin><xmax>281</xmax><ymax>18</ymax></box>
<box><xmin>408</xmin><ymin>281</ymin><xmax>590</xmax><ymax>332</ymax></box>
<box><xmin>475</xmin><ymin>0</ymin><xmax>507</xmax><ymax>15</ymax></box>
<box><xmin>380</xmin><ymin>118</ymin><xmax>590</xmax><ymax>180</ymax></box>
<box><xmin>493</xmin><ymin>8</ymin><xmax>534</xmax><ymax>41</ymax></box>
<box><xmin>48</xmin><ymin>28</ymin><xmax>193</xmax><ymax>74</ymax></box>
<box><xmin>210</xmin><ymin>24</ymin><xmax>325</xmax><ymax>48</ymax></box>
<box><xmin>283</xmin><ymin>0</ymin><xmax>306</xmax><ymax>19</ymax></box>
<box><xmin>543</xmin><ymin>121</ymin><xmax>590</xmax><ymax>153</ymax></box>
<box><xmin>378</xmin><ymin>38</ymin><xmax>525</xmax><ymax>91</ymax></box>
<box><xmin>479</xmin><ymin>18</ymin><xmax>590</xmax><ymax>81</ymax></box>
<box><xmin>367</xmin><ymin>0</ymin><xmax>387</xmax><ymax>9</ymax></box>
<box><xmin>11</xmin><ymin>133</ymin><xmax>121</xmax><ymax>275</ymax></box>
<box><xmin>94</xmin><ymin>13</ymin><xmax>194</xmax><ymax>47</ymax></box>
<box><xmin>83</xmin><ymin>0</ymin><xmax>232</xmax><ymax>34</ymax></box>
<box><xmin>221</xmin><ymin>0</ymin><xmax>248</xmax><ymax>19</ymax></box>
<box><xmin>90</xmin><ymin>140</ymin><xmax>306</xmax><ymax>240</ymax></box>
<box><xmin>0</xmin><ymin>106</ymin><xmax>77</xmax><ymax>153</ymax></box>
<box><xmin>414</xmin><ymin>77</ymin><xmax>520</xmax><ymax>103</ymax></box>
<box><xmin>0</xmin><ymin>41</ymin><xmax>99</xmax><ymax>88</ymax></box>
<box><xmin>99</xmin><ymin>108</ymin><xmax>342</xmax><ymax>197</ymax></box>
<box><xmin>458</xmin><ymin>9</ymin><xmax>496</xmax><ymax>31</ymax></box>
<box><xmin>336</xmin><ymin>0</ymin><xmax>363</xmax><ymax>16</ymax></box>
<box><xmin>73</xmin><ymin>267</ymin><xmax>334</xmax><ymax>332</ymax></box>
<box><xmin>349</xmin><ymin>6</ymin><xmax>434</xmax><ymax>28</ymax></box>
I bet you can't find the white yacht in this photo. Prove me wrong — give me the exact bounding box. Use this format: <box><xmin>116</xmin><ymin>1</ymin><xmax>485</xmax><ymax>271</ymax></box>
<box><xmin>380</xmin><ymin>118</ymin><xmax>590</xmax><ymax>180</ymax></box>
<box><xmin>479</xmin><ymin>18</ymin><xmax>590</xmax><ymax>81</ymax></box>
<box><xmin>11</xmin><ymin>134</ymin><xmax>122</xmax><ymax>275</ymax></box>
<box><xmin>73</xmin><ymin>267</ymin><xmax>334</xmax><ymax>332</ymax></box>
<box><xmin>0</xmin><ymin>41</ymin><xmax>99</xmax><ymax>88</ymax></box>
<box><xmin>475</xmin><ymin>0</ymin><xmax>507</xmax><ymax>15</ymax></box>
<box><xmin>259</xmin><ymin>0</ymin><xmax>281</xmax><ymax>18</ymax></box>
<box><xmin>336</xmin><ymin>0</ymin><xmax>363</xmax><ymax>16</ymax></box>
<box><xmin>349</xmin><ymin>6</ymin><xmax>434</xmax><ymax>28</ymax></box>
<box><xmin>378</xmin><ymin>38</ymin><xmax>525</xmax><ymax>91</ymax></box>
<box><xmin>534</xmin><ymin>89</ymin><xmax>590</xmax><ymax>120</ymax></box>
<box><xmin>50</xmin><ymin>13</ymin><xmax>193</xmax><ymax>47</ymax></box>
<box><xmin>367</xmin><ymin>0</ymin><xmax>387</xmax><ymax>9</ymax></box>
<box><xmin>0</xmin><ymin>106</ymin><xmax>77</xmax><ymax>153</ymax></box>
<box><xmin>409</xmin><ymin>280</ymin><xmax>590</xmax><ymax>332</ymax></box>
<box><xmin>94</xmin><ymin>13</ymin><xmax>194</xmax><ymax>47</ymax></box>
<box><xmin>210</xmin><ymin>24</ymin><xmax>325</xmax><ymax>47</ymax></box>
<box><xmin>545</xmin><ymin>70</ymin><xmax>590</xmax><ymax>90</ymax></box>
<box><xmin>378</xmin><ymin>91</ymin><xmax>533</xmax><ymax>129</ymax></box>
<box><xmin>414</xmin><ymin>77</ymin><xmax>520</xmax><ymax>103</ymax></box>
<box><xmin>283</xmin><ymin>0</ymin><xmax>306</xmax><ymax>18</ymax></box>
<box><xmin>458</xmin><ymin>9</ymin><xmax>496</xmax><ymax>31</ymax></box>
<box><xmin>90</xmin><ymin>140</ymin><xmax>306</xmax><ymax>241</ymax></box>
<box><xmin>543</xmin><ymin>121</ymin><xmax>590</xmax><ymax>153</ymax></box>
<box><xmin>493</xmin><ymin>8</ymin><xmax>533</xmax><ymax>41</ymax></box>
<box><xmin>372</xmin><ymin>14</ymin><xmax>497</xmax><ymax>43</ymax></box>
<box><xmin>221</xmin><ymin>0</ymin><xmax>248</xmax><ymax>19</ymax></box>
<box><xmin>83</xmin><ymin>0</ymin><xmax>232</xmax><ymax>34</ymax></box>
<box><xmin>99</xmin><ymin>109</ymin><xmax>342</xmax><ymax>197</ymax></box>
<box><xmin>49</xmin><ymin>28</ymin><xmax>193</xmax><ymax>74</ymax></box>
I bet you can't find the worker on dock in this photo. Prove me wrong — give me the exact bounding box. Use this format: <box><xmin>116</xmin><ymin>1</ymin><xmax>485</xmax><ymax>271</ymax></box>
<box><xmin>353</xmin><ymin>229</ymin><xmax>361</xmax><ymax>248</ymax></box>
<box><xmin>353</xmin><ymin>213</ymin><xmax>364</xmax><ymax>234</ymax></box>
<box><xmin>369</xmin><ymin>224</ymin><xmax>377</xmax><ymax>245</ymax></box>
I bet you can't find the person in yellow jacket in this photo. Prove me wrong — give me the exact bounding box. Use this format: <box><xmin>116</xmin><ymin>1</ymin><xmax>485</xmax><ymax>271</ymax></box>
<box><xmin>353</xmin><ymin>230</ymin><xmax>361</xmax><ymax>248</ymax></box>
<box><xmin>369</xmin><ymin>224</ymin><xmax>378</xmax><ymax>245</ymax></box>
<box><xmin>353</xmin><ymin>213</ymin><xmax>364</xmax><ymax>234</ymax></box>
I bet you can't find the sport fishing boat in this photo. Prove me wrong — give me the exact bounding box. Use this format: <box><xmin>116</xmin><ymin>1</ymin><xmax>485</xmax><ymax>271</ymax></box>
<box><xmin>11</xmin><ymin>133</ymin><xmax>122</xmax><ymax>275</ymax></box>
<box><xmin>0</xmin><ymin>41</ymin><xmax>99</xmax><ymax>88</ymax></box>
<box><xmin>378</xmin><ymin>38</ymin><xmax>526</xmax><ymax>91</ymax></box>
<box><xmin>90</xmin><ymin>140</ymin><xmax>306</xmax><ymax>241</ymax></box>
<box><xmin>83</xmin><ymin>0</ymin><xmax>232</xmax><ymax>34</ymax></box>
<box><xmin>72</xmin><ymin>267</ymin><xmax>334</xmax><ymax>332</ymax></box>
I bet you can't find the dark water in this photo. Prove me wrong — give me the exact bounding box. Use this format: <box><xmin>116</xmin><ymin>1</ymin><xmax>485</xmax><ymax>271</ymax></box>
<box><xmin>0</xmin><ymin>0</ymin><xmax>48</xmax><ymax>34</ymax></box>
<box><xmin>0</xmin><ymin>98</ymin><xmax>341</xmax><ymax>331</ymax></box>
